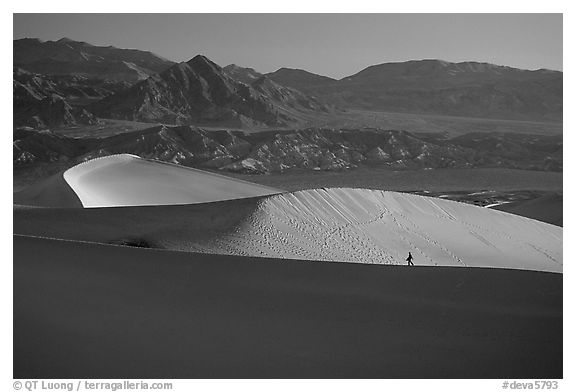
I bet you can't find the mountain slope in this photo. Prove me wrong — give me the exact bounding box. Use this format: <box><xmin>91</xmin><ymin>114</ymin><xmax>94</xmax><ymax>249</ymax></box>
<box><xmin>267</xmin><ymin>60</ymin><xmax>562</xmax><ymax>122</ymax></box>
<box><xmin>13</xmin><ymin>38</ymin><xmax>174</xmax><ymax>108</ymax></box>
<box><xmin>14</xmin><ymin>38</ymin><xmax>174</xmax><ymax>82</ymax></box>
<box><xmin>91</xmin><ymin>55</ymin><xmax>331</xmax><ymax>127</ymax></box>
<box><xmin>266</xmin><ymin>67</ymin><xmax>337</xmax><ymax>92</ymax></box>
<box><xmin>13</xmin><ymin>67</ymin><xmax>100</xmax><ymax>128</ymax></box>
<box><xmin>250</xmin><ymin>75</ymin><xmax>329</xmax><ymax>114</ymax></box>
<box><xmin>222</xmin><ymin>64</ymin><xmax>263</xmax><ymax>85</ymax></box>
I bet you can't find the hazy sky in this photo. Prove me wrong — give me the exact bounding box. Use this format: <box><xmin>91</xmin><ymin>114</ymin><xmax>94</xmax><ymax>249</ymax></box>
<box><xmin>13</xmin><ymin>14</ymin><xmax>562</xmax><ymax>78</ymax></box>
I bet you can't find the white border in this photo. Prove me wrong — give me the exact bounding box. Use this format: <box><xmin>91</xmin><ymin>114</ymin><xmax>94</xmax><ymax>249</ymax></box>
<box><xmin>4</xmin><ymin>3</ymin><xmax>572</xmax><ymax>391</ymax></box>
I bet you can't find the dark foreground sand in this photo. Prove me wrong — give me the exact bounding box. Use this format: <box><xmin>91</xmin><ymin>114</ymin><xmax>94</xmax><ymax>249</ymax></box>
<box><xmin>14</xmin><ymin>235</ymin><xmax>562</xmax><ymax>379</ymax></box>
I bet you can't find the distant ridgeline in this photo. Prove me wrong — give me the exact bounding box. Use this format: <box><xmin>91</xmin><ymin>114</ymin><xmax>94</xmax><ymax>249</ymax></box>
<box><xmin>14</xmin><ymin>126</ymin><xmax>562</xmax><ymax>174</ymax></box>
<box><xmin>13</xmin><ymin>38</ymin><xmax>562</xmax><ymax>130</ymax></box>
<box><xmin>264</xmin><ymin>60</ymin><xmax>563</xmax><ymax>123</ymax></box>
<box><xmin>13</xmin><ymin>39</ymin><xmax>331</xmax><ymax>129</ymax></box>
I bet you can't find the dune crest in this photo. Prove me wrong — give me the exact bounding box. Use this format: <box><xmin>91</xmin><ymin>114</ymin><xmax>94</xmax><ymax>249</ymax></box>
<box><xmin>57</xmin><ymin>154</ymin><xmax>281</xmax><ymax>207</ymax></box>
<box><xmin>189</xmin><ymin>188</ymin><xmax>562</xmax><ymax>272</ymax></box>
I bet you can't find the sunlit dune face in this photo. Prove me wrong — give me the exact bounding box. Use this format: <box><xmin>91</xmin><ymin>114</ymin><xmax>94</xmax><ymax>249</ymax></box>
<box><xmin>188</xmin><ymin>188</ymin><xmax>562</xmax><ymax>272</ymax></box>
<box><xmin>63</xmin><ymin>154</ymin><xmax>281</xmax><ymax>207</ymax></box>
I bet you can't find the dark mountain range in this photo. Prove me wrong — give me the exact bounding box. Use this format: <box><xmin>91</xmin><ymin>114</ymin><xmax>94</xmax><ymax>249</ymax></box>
<box><xmin>12</xmin><ymin>38</ymin><xmax>562</xmax><ymax>126</ymax></box>
<box><xmin>13</xmin><ymin>68</ymin><xmax>100</xmax><ymax>129</ymax></box>
<box><xmin>14</xmin><ymin>38</ymin><xmax>174</xmax><ymax>82</ymax></box>
<box><xmin>266</xmin><ymin>60</ymin><xmax>562</xmax><ymax>122</ymax></box>
<box><xmin>91</xmin><ymin>55</ymin><xmax>331</xmax><ymax>127</ymax></box>
<box><xmin>13</xmin><ymin>38</ymin><xmax>174</xmax><ymax>108</ymax></box>
<box><xmin>14</xmin><ymin>126</ymin><xmax>562</xmax><ymax>175</ymax></box>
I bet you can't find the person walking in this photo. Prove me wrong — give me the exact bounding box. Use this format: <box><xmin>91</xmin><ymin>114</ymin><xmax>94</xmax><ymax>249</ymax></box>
<box><xmin>406</xmin><ymin>251</ymin><xmax>414</xmax><ymax>266</ymax></box>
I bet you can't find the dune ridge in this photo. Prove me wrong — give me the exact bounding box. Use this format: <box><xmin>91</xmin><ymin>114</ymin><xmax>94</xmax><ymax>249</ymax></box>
<box><xmin>13</xmin><ymin>154</ymin><xmax>562</xmax><ymax>272</ymax></box>
<box><xmin>14</xmin><ymin>186</ymin><xmax>562</xmax><ymax>273</ymax></box>
<box><xmin>16</xmin><ymin>154</ymin><xmax>282</xmax><ymax>208</ymax></box>
<box><xmin>63</xmin><ymin>154</ymin><xmax>282</xmax><ymax>207</ymax></box>
<box><xmin>183</xmin><ymin>188</ymin><xmax>562</xmax><ymax>272</ymax></box>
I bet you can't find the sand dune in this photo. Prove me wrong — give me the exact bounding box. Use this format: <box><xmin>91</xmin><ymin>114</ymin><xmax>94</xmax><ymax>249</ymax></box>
<box><xmin>15</xmin><ymin>154</ymin><xmax>282</xmax><ymax>207</ymax></box>
<box><xmin>13</xmin><ymin>155</ymin><xmax>563</xmax><ymax>378</ymax></box>
<box><xmin>212</xmin><ymin>188</ymin><xmax>562</xmax><ymax>272</ymax></box>
<box><xmin>14</xmin><ymin>187</ymin><xmax>562</xmax><ymax>273</ymax></box>
<box><xmin>12</xmin><ymin>168</ymin><xmax>83</xmax><ymax>208</ymax></box>
<box><xmin>492</xmin><ymin>193</ymin><xmax>563</xmax><ymax>227</ymax></box>
<box><xmin>14</xmin><ymin>234</ymin><xmax>562</xmax><ymax>378</ymax></box>
<box><xmin>13</xmin><ymin>155</ymin><xmax>562</xmax><ymax>272</ymax></box>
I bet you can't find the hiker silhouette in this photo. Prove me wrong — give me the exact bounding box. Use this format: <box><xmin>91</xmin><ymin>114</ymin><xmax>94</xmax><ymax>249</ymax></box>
<box><xmin>406</xmin><ymin>252</ymin><xmax>414</xmax><ymax>266</ymax></box>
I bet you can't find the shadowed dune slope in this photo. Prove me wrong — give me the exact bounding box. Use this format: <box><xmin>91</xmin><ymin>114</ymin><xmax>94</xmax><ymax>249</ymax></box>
<box><xmin>14</xmin><ymin>235</ymin><xmax>562</xmax><ymax>378</ymax></box>
<box><xmin>492</xmin><ymin>193</ymin><xmax>563</xmax><ymax>227</ymax></box>
<box><xmin>14</xmin><ymin>188</ymin><xmax>562</xmax><ymax>272</ymax></box>
<box><xmin>12</xmin><ymin>170</ymin><xmax>83</xmax><ymax>208</ymax></box>
<box><xmin>15</xmin><ymin>154</ymin><xmax>282</xmax><ymax>208</ymax></box>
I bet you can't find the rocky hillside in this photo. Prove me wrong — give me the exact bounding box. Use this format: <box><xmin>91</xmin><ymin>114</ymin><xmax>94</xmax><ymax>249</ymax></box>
<box><xmin>14</xmin><ymin>38</ymin><xmax>175</xmax><ymax>108</ymax></box>
<box><xmin>250</xmin><ymin>76</ymin><xmax>328</xmax><ymax>113</ymax></box>
<box><xmin>14</xmin><ymin>126</ymin><xmax>562</xmax><ymax>174</ymax></box>
<box><xmin>13</xmin><ymin>68</ymin><xmax>100</xmax><ymax>129</ymax></box>
<box><xmin>222</xmin><ymin>64</ymin><xmax>263</xmax><ymax>85</ymax></box>
<box><xmin>91</xmin><ymin>55</ymin><xmax>331</xmax><ymax>127</ymax></box>
<box><xmin>14</xmin><ymin>38</ymin><xmax>174</xmax><ymax>82</ymax></box>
